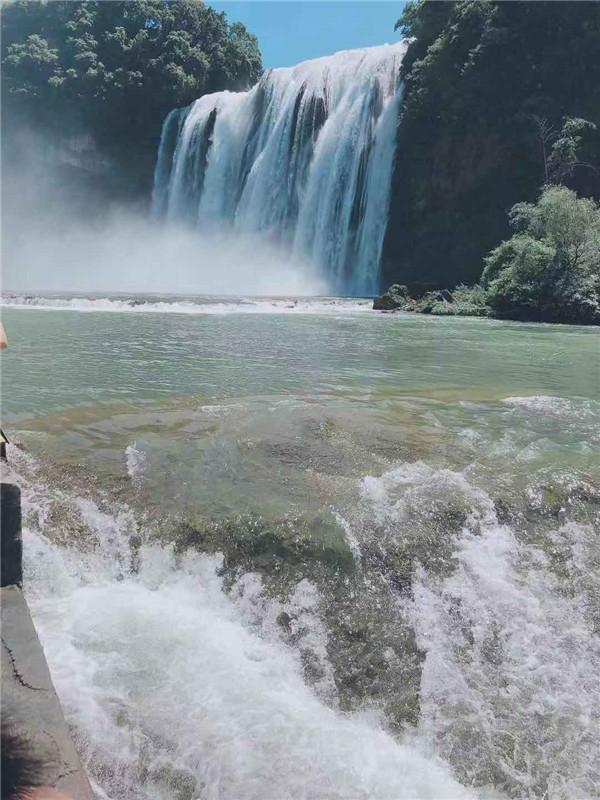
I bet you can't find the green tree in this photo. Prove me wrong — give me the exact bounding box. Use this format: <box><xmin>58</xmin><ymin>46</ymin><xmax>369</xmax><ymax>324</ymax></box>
<box><xmin>547</xmin><ymin>117</ymin><xmax>598</xmax><ymax>184</ymax></box>
<box><xmin>1</xmin><ymin>1</ymin><xmax>262</xmax><ymax>198</ymax></box>
<box><xmin>3</xmin><ymin>34</ymin><xmax>59</xmax><ymax>91</ymax></box>
<box><xmin>482</xmin><ymin>186</ymin><xmax>600</xmax><ymax>323</ymax></box>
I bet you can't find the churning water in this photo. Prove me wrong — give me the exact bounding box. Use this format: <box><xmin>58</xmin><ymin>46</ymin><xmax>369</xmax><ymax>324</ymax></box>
<box><xmin>153</xmin><ymin>44</ymin><xmax>408</xmax><ymax>296</ymax></box>
<box><xmin>1</xmin><ymin>299</ymin><xmax>599</xmax><ymax>799</ymax></box>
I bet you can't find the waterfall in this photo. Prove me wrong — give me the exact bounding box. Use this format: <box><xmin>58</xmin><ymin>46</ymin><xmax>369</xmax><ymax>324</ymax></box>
<box><xmin>152</xmin><ymin>42</ymin><xmax>408</xmax><ymax>296</ymax></box>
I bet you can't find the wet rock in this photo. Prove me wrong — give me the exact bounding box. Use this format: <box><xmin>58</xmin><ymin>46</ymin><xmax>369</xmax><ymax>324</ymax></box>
<box><xmin>1</xmin><ymin>484</ymin><xmax>22</xmax><ymax>587</ymax></box>
<box><xmin>374</xmin><ymin>285</ymin><xmax>458</xmax><ymax>314</ymax></box>
<box><xmin>415</xmin><ymin>290</ymin><xmax>454</xmax><ymax>314</ymax></box>
<box><xmin>276</xmin><ymin>611</ymin><xmax>293</xmax><ymax>633</ymax></box>
<box><xmin>172</xmin><ymin>512</ymin><xmax>356</xmax><ymax>591</ymax></box>
<box><xmin>325</xmin><ymin>580</ymin><xmax>425</xmax><ymax>728</ymax></box>
<box><xmin>373</xmin><ymin>284</ymin><xmax>413</xmax><ymax>311</ymax></box>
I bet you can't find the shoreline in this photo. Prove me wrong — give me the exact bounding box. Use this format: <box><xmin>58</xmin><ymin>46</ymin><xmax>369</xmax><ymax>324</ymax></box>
<box><xmin>373</xmin><ymin>284</ymin><xmax>600</xmax><ymax>327</ymax></box>
<box><xmin>1</xmin><ymin>290</ymin><xmax>599</xmax><ymax>327</ymax></box>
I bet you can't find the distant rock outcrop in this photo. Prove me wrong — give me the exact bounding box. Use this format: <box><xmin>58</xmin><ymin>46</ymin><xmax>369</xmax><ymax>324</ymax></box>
<box><xmin>373</xmin><ymin>284</ymin><xmax>413</xmax><ymax>311</ymax></box>
<box><xmin>373</xmin><ymin>284</ymin><xmax>490</xmax><ymax>318</ymax></box>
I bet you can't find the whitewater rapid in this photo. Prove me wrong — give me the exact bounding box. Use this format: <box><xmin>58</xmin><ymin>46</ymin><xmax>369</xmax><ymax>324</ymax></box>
<box><xmin>16</xmin><ymin>460</ymin><xmax>473</xmax><ymax>800</ymax></box>
<box><xmin>0</xmin><ymin>295</ymin><xmax>372</xmax><ymax>315</ymax></box>
<box><xmin>14</xmin><ymin>431</ymin><xmax>600</xmax><ymax>799</ymax></box>
<box><xmin>153</xmin><ymin>43</ymin><xmax>408</xmax><ymax>296</ymax></box>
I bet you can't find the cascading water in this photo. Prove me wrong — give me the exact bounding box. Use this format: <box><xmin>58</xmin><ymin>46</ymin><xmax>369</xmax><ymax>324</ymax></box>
<box><xmin>152</xmin><ymin>43</ymin><xmax>408</xmax><ymax>296</ymax></box>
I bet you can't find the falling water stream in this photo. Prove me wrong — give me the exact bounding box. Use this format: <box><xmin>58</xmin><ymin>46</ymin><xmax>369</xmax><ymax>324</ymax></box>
<box><xmin>152</xmin><ymin>44</ymin><xmax>408</xmax><ymax>295</ymax></box>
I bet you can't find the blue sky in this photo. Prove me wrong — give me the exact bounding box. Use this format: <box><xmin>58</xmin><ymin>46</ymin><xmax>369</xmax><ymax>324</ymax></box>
<box><xmin>207</xmin><ymin>2</ymin><xmax>407</xmax><ymax>68</ymax></box>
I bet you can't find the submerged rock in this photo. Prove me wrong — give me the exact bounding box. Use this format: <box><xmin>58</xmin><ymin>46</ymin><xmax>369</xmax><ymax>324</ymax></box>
<box><xmin>171</xmin><ymin>511</ymin><xmax>356</xmax><ymax>591</ymax></box>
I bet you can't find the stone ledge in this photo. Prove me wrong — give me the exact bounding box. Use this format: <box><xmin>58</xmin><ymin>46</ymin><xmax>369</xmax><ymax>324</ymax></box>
<box><xmin>1</xmin><ymin>585</ymin><xmax>95</xmax><ymax>800</ymax></box>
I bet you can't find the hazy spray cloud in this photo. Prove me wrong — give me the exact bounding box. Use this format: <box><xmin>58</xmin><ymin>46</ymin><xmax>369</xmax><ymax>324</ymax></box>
<box><xmin>1</xmin><ymin>125</ymin><xmax>324</xmax><ymax>297</ymax></box>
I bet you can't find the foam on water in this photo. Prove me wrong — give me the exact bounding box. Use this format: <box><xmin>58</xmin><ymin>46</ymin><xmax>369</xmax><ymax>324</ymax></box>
<box><xmin>361</xmin><ymin>462</ymin><xmax>496</xmax><ymax>527</ymax></box>
<box><xmin>413</xmin><ymin>520</ymin><xmax>600</xmax><ymax>797</ymax></box>
<box><xmin>0</xmin><ymin>295</ymin><xmax>372</xmax><ymax>315</ymax></box>
<box><xmin>502</xmin><ymin>395</ymin><xmax>595</xmax><ymax>416</ymax></box>
<box><xmin>358</xmin><ymin>462</ymin><xmax>600</xmax><ymax>798</ymax></box>
<box><xmin>16</xmin><ymin>464</ymin><xmax>472</xmax><ymax>800</ymax></box>
<box><xmin>125</xmin><ymin>443</ymin><xmax>147</xmax><ymax>489</ymax></box>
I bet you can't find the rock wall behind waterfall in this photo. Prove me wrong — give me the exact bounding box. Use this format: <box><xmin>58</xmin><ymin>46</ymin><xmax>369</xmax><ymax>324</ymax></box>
<box><xmin>153</xmin><ymin>43</ymin><xmax>408</xmax><ymax>296</ymax></box>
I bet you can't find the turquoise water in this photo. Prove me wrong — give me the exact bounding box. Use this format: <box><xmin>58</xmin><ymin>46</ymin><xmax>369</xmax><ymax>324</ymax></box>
<box><xmin>2</xmin><ymin>304</ymin><xmax>598</xmax><ymax>419</ymax></box>
<box><xmin>1</xmin><ymin>298</ymin><xmax>599</xmax><ymax>800</ymax></box>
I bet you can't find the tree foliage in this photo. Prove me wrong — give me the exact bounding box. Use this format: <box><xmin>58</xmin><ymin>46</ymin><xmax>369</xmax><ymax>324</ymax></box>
<box><xmin>483</xmin><ymin>186</ymin><xmax>600</xmax><ymax>323</ymax></box>
<box><xmin>1</xmin><ymin>1</ymin><xmax>262</xmax><ymax>196</ymax></box>
<box><xmin>547</xmin><ymin>117</ymin><xmax>598</xmax><ymax>185</ymax></box>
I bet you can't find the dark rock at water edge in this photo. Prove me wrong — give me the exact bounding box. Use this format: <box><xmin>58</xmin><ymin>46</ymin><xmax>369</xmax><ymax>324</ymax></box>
<box><xmin>372</xmin><ymin>284</ymin><xmax>413</xmax><ymax>311</ymax></box>
<box><xmin>373</xmin><ymin>285</ymin><xmax>483</xmax><ymax>316</ymax></box>
<box><xmin>1</xmin><ymin>483</ymin><xmax>22</xmax><ymax>588</ymax></box>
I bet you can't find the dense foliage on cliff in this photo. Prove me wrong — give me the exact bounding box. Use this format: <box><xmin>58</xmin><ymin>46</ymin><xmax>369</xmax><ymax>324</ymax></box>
<box><xmin>381</xmin><ymin>0</ymin><xmax>600</xmax><ymax>292</ymax></box>
<box><xmin>1</xmin><ymin>0</ymin><xmax>261</xmax><ymax>197</ymax></box>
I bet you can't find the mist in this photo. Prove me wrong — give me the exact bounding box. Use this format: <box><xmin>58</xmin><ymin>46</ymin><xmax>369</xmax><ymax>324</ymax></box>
<box><xmin>2</xmin><ymin>214</ymin><xmax>327</xmax><ymax>296</ymax></box>
<box><xmin>1</xmin><ymin>125</ymin><xmax>326</xmax><ymax>298</ymax></box>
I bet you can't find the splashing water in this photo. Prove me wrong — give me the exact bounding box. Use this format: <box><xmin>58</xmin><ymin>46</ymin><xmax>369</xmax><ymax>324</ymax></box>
<box><xmin>413</xmin><ymin>518</ymin><xmax>600</xmax><ymax>798</ymax></box>
<box><xmin>17</xmin><ymin>468</ymin><xmax>473</xmax><ymax>800</ymax></box>
<box><xmin>0</xmin><ymin>294</ymin><xmax>370</xmax><ymax>315</ymax></box>
<box><xmin>153</xmin><ymin>43</ymin><xmax>408</xmax><ymax>295</ymax></box>
<box><xmin>358</xmin><ymin>462</ymin><xmax>600</xmax><ymax>798</ymax></box>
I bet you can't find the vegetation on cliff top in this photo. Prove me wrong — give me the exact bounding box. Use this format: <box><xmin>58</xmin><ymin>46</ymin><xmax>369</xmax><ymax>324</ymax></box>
<box><xmin>1</xmin><ymin>0</ymin><xmax>262</xmax><ymax>197</ymax></box>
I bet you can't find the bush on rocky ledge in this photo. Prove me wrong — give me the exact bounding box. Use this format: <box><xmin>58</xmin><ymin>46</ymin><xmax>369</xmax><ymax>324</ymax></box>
<box><xmin>482</xmin><ymin>186</ymin><xmax>600</xmax><ymax>324</ymax></box>
<box><xmin>373</xmin><ymin>284</ymin><xmax>490</xmax><ymax>318</ymax></box>
<box><xmin>375</xmin><ymin>187</ymin><xmax>600</xmax><ymax>326</ymax></box>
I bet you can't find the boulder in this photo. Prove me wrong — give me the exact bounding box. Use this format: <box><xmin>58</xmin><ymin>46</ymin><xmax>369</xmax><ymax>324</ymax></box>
<box><xmin>415</xmin><ymin>289</ymin><xmax>454</xmax><ymax>314</ymax></box>
<box><xmin>373</xmin><ymin>284</ymin><xmax>413</xmax><ymax>311</ymax></box>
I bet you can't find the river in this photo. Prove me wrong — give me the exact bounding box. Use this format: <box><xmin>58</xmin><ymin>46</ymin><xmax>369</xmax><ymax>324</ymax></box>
<box><xmin>1</xmin><ymin>295</ymin><xmax>599</xmax><ymax>799</ymax></box>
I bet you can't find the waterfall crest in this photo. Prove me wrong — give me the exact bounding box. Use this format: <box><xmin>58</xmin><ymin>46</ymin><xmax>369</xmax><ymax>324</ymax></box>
<box><xmin>152</xmin><ymin>42</ymin><xmax>408</xmax><ymax>295</ymax></box>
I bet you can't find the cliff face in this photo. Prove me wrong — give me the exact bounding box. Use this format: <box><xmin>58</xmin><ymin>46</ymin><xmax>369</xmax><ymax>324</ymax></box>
<box><xmin>381</xmin><ymin>1</ymin><xmax>600</xmax><ymax>292</ymax></box>
<box><xmin>1</xmin><ymin>107</ymin><xmax>134</xmax><ymax>228</ymax></box>
<box><xmin>382</xmin><ymin>129</ymin><xmax>535</xmax><ymax>290</ymax></box>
